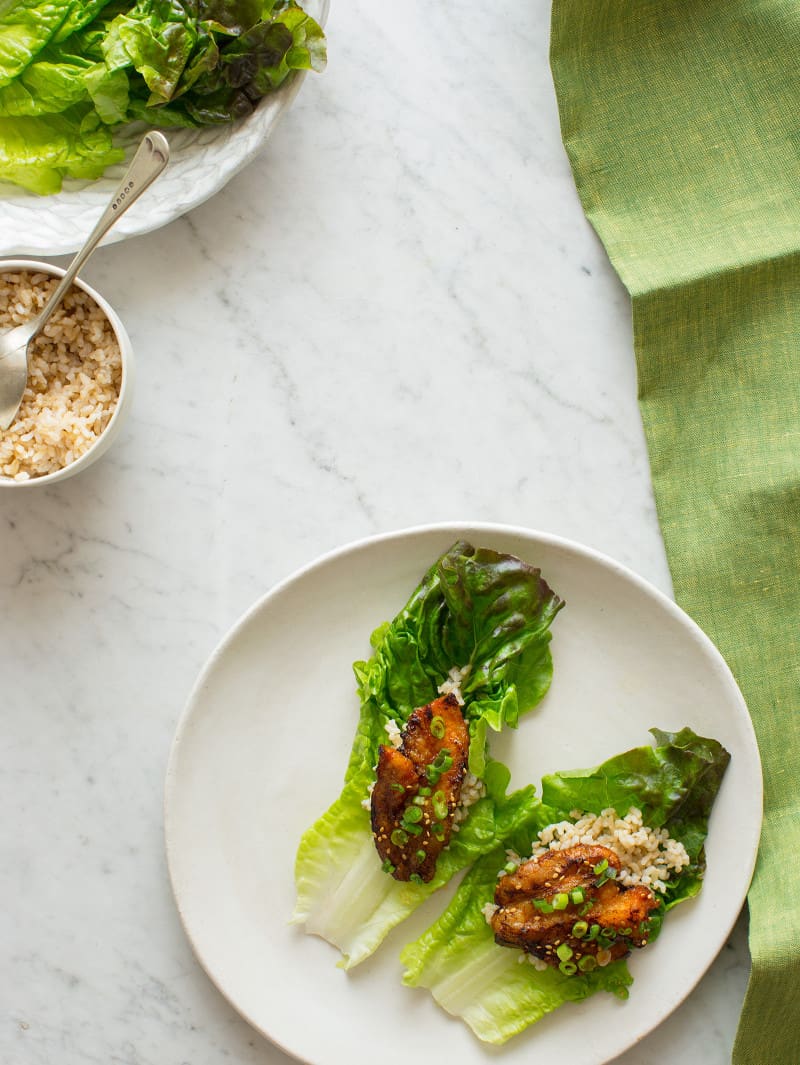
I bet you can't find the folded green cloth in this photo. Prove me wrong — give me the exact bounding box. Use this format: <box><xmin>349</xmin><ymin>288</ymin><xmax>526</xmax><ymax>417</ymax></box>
<box><xmin>550</xmin><ymin>2</ymin><xmax>800</xmax><ymax>1061</ymax></box>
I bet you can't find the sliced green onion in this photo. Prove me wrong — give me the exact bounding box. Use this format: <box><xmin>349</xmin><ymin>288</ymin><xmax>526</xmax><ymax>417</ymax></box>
<box><xmin>390</xmin><ymin>829</ymin><xmax>408</xmax><ymax>846</ymax></box>
<box><xmin>432</xmin><ymin>792</ymin><xmax>448</xmax><ymax>820</ymax></box>
<box><xmin>553</xmin><ymin>892</ymin><xmax>569</xmax><ymax>911</ymax></box>
<box><xmin>415</xmin><ymin>849</ymin><xmax>426</xmax><ymax>862</ymax></box>
<box><xmin>559</xmin><ymin>960</ymin><xmax>577</xmax><ymax>976</ymax></box>
<box><xmin>587</xmin><ymin>924</ymin><xmax>600</xmax><ymax>941</ymax></box>
<box><xmin>578</xmin><ymin>955</ymin><xmax>597</xmax><ymax>972</ymax></box>
<box><xmin>381</xmin><ymin>859</ymin><xmax>395</xmax><ymax>874</ymax></box>
<box><xmin>593</xmin><ymin>858</ymin><xmax>609</xmax><ymax>875</ymax></box>
<box><xmin>606</xmin><ymin>867</ymin><xmax>617</xmax><ymax>879</ymax></box>
<box><xmin>570</xmin><ymin>888</ymin><xmax>585</xmax><ymax>905</ymax></box>
<box><xmin>556</xmin><ymin>943</ymin><xmax>573</xmax><ymax>962</ymax></box>
<box><xmin>572</xmin><ymin>921</ymin><xmax>588</xmax><ymax>938</ymax></box>
<box><xmin>601</xmin><ymin>927</ymin><xmax>616</xmax><ymax>938</ymax></box>
<box><xmin>404</xmin><ymin>821</ymin><xmax>423</xmax><ymax>836</ymax></box>
<box><xmin>533</xmin><ymin>898</ymin><xmax>554</xmax><ymax>914</ymax></box>
<box><xmin>409</xmin><ymin>873</ymin><xmax>424</xmax><ymax>885</ymax></box>
<box><xmin>426</xmin><ymin>765</ymin><xmax>442</xmax><ymax>785</ymax></box>
<box><xmin>431</xmin><ymin>821</ymin><xmax>445</xmax><ymax>837</ymax></box>
<box><xmin>390</xmin><ymin>782</ymin><xmax>405</xmax><ymax>793</ymax></box>
<box><xmin>430</xmin><ymin>715</ymin><xmax>446</xmax><ymax>739</ymax></box>
<box><xmin>418</xmin><ymin>786</ymin><xmax>432</xmax><ymax>796</ymax></box>
<box><xmin>412</xmin><ymin>795</ymin><xmax>426</xmax><ymax>807</ymax></box>
<box><xmin>579</xmin><ymin>902</ymin><xmax>592</xmax><ymax>916</ymax></box>
<box><xmin>403</xmin><ymin>806</ymin><xmax>423</xmax><ymax>824</ymax></box>
<box><xmin>620</xmin><ymin>927</ymin><xmax>632</xmax><ymax>936</ymax></box>
<box><xmin>504</xmin><ymin>861</ymin><xmax>517</xmax><ymax>874</ymax></box>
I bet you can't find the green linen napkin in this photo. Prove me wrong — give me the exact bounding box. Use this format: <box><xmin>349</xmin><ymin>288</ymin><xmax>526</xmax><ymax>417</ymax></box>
<box><xmin>549</xmin><ymin>2</ymin><xmax>800</xmax><ymax>1061</ymax></box>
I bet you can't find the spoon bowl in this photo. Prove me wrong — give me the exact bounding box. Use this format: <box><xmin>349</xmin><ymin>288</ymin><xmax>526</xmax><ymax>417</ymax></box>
<box><xmin>0</xmin><ymin>132</ymin><xmax>168</xmax><ymax>430</ymax></box>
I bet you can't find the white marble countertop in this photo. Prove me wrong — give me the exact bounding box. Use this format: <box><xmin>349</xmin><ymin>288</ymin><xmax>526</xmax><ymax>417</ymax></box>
<box><xmin>1</xmin><ymin>2</ymin><xmax>749</xmax><ymax>1063</ymax></box>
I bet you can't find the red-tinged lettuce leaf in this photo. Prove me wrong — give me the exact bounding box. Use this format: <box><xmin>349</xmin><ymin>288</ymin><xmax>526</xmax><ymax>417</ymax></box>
<box><xmin>540</xmin><ymin>726</ymin><xmax>731</xmax><ymax>922</ymax></box>
<box><xmin>354</xmin><ymin>541</ymin><xmax>564</xmax><ymax>777</ymax></box>
<box><xmin>400</xmin><ymin>727</ymin><xmax>730</xmax><ymax>1043</ymax></box>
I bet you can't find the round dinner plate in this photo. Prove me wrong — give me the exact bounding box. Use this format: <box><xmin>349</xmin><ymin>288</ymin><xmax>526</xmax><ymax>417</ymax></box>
<box><xmin>0</xmin><ymin>0</ymin><xmax>327</xmax><ymax>258</ymax></box>
<box><xmin>165</xmin><ymin>523</ymin><xmax>762</xmax><ymax>1065</ymax></box>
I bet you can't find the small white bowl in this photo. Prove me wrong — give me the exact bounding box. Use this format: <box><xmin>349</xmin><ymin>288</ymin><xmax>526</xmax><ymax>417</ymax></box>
<box><xmin>0</xmin><ymin>258</ymin><xmax>134</xmax><ymax>488</ymax></box>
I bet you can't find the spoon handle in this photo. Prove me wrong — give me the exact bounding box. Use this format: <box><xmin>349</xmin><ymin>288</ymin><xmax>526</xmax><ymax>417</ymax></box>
<box><xmin>36</xmin><ymin>132</ymin><xmax>171</xmax><ymax>334</ymax></box>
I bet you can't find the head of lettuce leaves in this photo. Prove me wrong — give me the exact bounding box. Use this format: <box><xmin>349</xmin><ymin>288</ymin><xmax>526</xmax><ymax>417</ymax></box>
<box><xmin>399</xmin><ymin>728</ymin><xmax>730</xmax><ymax>1045</ymax></box>
<box><xmin>292</xmin><ymin>541</ymin><xmax>564</xmax><ymax>968</ymax></box>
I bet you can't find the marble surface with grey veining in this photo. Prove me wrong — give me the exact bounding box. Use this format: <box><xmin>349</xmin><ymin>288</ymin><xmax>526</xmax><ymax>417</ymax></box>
<box><xmin>0</xmin><ymin>2</ymin><xmax>750</xmax><ymax>1063</ymax></box>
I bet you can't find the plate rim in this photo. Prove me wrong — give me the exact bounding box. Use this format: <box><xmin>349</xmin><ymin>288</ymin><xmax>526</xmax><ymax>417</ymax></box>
<box><xmin>164</xmin><ymin>520</ymin><xmax>763</xmax><ymax>1063</ymax></box>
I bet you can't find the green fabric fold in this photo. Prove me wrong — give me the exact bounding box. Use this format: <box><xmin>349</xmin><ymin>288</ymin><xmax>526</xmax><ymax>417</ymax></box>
<box><xmin>550</xmin><ymin>2</ymin><xmax>800</xmax><ymax>1061</ymax></box>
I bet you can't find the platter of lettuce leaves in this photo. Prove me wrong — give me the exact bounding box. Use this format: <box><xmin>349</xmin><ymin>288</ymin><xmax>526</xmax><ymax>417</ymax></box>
<box><xmin>164</xmin><ymin>523</ymin><xmax>762</xmax><ymax>1065</ymax></box>
<box><xmin>0</xmin><ymin>0</ymin><xmax>327</xmax><ymax>254</ymax></box>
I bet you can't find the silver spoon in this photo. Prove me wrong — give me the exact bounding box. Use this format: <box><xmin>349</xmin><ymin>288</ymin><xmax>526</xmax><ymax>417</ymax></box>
<box><xmin>0</xmin><ymin>132</ymin><xmax>170</xmax><ymax>431</ymax></box>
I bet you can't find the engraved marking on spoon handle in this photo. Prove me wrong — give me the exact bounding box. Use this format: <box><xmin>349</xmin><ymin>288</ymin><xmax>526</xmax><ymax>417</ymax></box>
<box><xmin>35</xmin><ymin>132</ymin><xmax>171</xmax><ymax>335</ymax></box>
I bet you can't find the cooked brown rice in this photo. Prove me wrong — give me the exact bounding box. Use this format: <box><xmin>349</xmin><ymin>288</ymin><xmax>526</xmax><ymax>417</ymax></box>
<box><xmin>0</xmin><ymin>271</ymin><xmax>122</xmax><ymax>482</ymax></box>
<box><xmin>506</xmin><ymin>806</ymin><xmax>690</xmax><ymax>893</ymax></box>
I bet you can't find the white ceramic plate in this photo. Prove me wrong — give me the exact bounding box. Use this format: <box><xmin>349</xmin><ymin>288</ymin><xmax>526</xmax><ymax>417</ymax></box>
<box><xmin>0</xmin><ymin>0</ymin><xmax>327</xmax><ymax>257</ymax></box>
<box><xmin>165</xmin><ymin>523</ymin><xmax>762</xmax><ymax>1065</ymax></box>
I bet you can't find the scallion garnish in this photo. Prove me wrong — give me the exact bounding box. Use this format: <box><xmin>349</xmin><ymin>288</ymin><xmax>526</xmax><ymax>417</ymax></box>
<box><xmin>570</xmin><ymin>888</ymin><xmax>584</xmax><ymax>905</ymax></box>
<box><xmin>559</xmin><ymin>960</ymin><xmax>577</xmax><ymax>976</ymax></box>
<box><xmin>553</xmin><ymin>892</ymin><xmax>569</xmax><ymax>910</ymax></box>
<box><xmin>556</xmin><ymin>943</ymin><xmax>573</xmax><ymax>962</ymax></box>
<box><xmin>409</xmin><ymin>873</ymin><xmax>424</xmax><ymax>885</ymax></box>
<box><xmin>403</xmin><ymin>806</ymin><xmax>423</xmax><ymax>824</ymax></box>
<box><xmin>415</xmin><ymin>849</ymin><xmax>426</xmax><ymax>862</ymax></box>
<box><xmin>381</xmin><ymin>859</ymin><xmax>395</xmax><ymax>874</ymax></box>
<box><xmin>593</xmin><ymin>858</ymin><xmax>609</xmax><ymax>875</ymax></box>
<box><xmin>578</xmin><ymin>954</ymin><xmax>597</xmax><ymax>972</ymax></box>
<box><xmin>390</xmin><ymin>828</ymin><xmax>408</xmax><ymax>846</ymax></box>
<box><xmin>572</xmin><ymin>921</ymin><xmax>588</xmax><ymax>938</ymax></box>
<box><xmin>430</xmin><ymin>715</ymin><xmax>445</xmax><ymax>739</ymax></box>
<box><xmin>432</xmin><ymin>791</ymin><xmax>448</xmax><ymax>820</ymax></box>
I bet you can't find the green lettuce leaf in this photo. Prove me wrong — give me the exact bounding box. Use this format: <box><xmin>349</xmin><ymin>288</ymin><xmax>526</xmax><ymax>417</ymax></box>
<box><xmin>0</xmin><ymin>0</ymin><xmax>73</xmax><ymax>88</ymax></box>
<box><xmin>292</xmin><ymin>542</ymin><xmax>564</xmax><ymax>968</ymax></box>
<box><xmin>541</xmin><ymin>725</ymin><xmax>731</xmax><ymax>917</ymax></box>
<box><xmin>0</xmin><ymin>108</ymin><xmax>124</xmax><ymax>193</ymax></box>
<box><xmin>401</xmin><ymin>847</ymin><xmax>633</xmax><ymax>1046</ymax></box>
<box><xmin>0</xmin><ymin>0</ymin><xmax>326</xmax><ymax>191</ymax></box>
<box><xmin>354</xmin><ymin>540</ymin><xmax>564</xmax><ymax>776</ymax></box>
<box><xmin>294</xmin><ymin>771</ymin><xmax>542</xmax><ymax>969</ymax></box>
<box><xmin>400</xmin><ymin>727</ymin><xmax>730</xmax><ymax>1043</ymax></box>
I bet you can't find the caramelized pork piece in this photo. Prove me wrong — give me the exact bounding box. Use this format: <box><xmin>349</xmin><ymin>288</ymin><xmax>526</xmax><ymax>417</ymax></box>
<box><xmin>371</xmin><ymin>694</ymin><xmax>469</xmax><ymax>882</ymax></box>
<box><xmin>490</xmin><ymin>844</ymin><xmax>660</xmax><ymax>971</ymax></box>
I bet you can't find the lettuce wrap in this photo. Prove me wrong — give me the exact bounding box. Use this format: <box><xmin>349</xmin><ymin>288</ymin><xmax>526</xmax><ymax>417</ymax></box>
<box><xmin>292</xmin><ymin>541</ymin><xmax>564</xmax><ymax>968</ymax></box>
<box><xmin>400</xmin><ymin>727</ymin><xmax>731</xmax><ymax>1044</ymax></box>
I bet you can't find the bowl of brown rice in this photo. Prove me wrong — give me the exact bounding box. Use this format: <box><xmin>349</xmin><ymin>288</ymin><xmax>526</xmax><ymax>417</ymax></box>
<box><xmin>0</xmin><ymin>260</ymin><xmax>133</xmax><ymax>486</ymax></box>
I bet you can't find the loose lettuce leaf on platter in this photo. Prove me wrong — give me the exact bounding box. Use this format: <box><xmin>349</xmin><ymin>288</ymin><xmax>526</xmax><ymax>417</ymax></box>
<box><xmin>54</xmin><ymin>0</ymin><xmax>116</xmax><ymax>42</ymax></box>
<box><xmin>0</xmin><ymin>0</ymin><xmax>73</xmax><ymax>88</ymax></box>
<box><xmin>292</xmin><ymin>542</ymin><xmax>564</xmax><ymax>968</ymax></box>
<box><xmin>0</xmin><ymin>109</ymin><xmax>124</xmax><ymax>193</ymax></box>
<box><xmin>400</xmin><ymin>727</ymin><xmax>730</xmax><ymax>1044</ymax></box>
